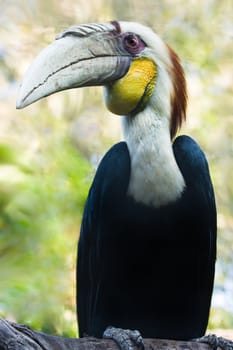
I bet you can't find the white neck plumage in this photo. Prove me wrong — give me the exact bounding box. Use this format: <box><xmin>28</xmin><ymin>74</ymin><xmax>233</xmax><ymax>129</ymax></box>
<box><xmin>122</xmin><ymin>107</ymin><xmax>186</xmax><ymax>208</ymax></box>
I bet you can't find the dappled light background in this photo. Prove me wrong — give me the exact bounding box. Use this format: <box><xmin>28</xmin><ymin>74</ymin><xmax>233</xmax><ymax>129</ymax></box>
<box><xmin>0</xmin><ymin>0</ymin><xmax>232</xmax><ymax>336</ymax></box>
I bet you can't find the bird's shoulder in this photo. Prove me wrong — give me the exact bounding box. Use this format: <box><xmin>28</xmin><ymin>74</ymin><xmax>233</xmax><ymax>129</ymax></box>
<box><xmin>92</xmin><ymin>141</ymin><xmax>130</xmax><ymax>196</ymax></box>
<box><xmin>173</xmin><ymin>135</ymin><xmax>212</xmax><ymax>188</ymax></box>
<box><xmin>173</xmin><ymin>135</ymin><xmax>216</xmax><ymax>228</ymax></box>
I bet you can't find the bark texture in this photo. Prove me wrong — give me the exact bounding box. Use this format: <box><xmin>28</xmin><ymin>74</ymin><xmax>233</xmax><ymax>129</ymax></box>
<box><xmin>0</xmin><ymin>317</ymin><xmax>216</xmax><ymax>350</ymax></box>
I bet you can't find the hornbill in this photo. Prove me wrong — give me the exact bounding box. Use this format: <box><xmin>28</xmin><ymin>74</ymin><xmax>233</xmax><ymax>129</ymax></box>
<box><xmin>17</xmin><ymin>21</ymin><xmax>217</xmax><ymax>346</ymax></box>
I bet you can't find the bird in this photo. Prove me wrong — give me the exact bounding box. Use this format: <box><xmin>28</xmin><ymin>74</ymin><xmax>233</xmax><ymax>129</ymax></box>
<box><xmin>17</xmin><ymin>20</ymin><xmax>217</xmax><ymax>346</ymax></box>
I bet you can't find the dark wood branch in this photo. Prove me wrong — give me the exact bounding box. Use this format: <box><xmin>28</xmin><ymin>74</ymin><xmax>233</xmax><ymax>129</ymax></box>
<box><xmin>0</xmin><ymin>317</ymin><xmax>215</xmax><ymax>350</ymax></box>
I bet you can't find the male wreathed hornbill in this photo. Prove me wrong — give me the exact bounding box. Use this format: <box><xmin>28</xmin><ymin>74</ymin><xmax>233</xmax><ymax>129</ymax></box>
<box><xmin>17</xmin><ymin>21</ymin><xmax>219</xmax><ymax>347</ymax></box>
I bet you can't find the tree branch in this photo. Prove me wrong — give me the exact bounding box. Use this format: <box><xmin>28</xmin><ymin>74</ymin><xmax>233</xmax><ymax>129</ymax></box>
<box><xmin>0</xmin><ymin>317</ymin><xmax>216</xmax><ymax>350</ymax></box>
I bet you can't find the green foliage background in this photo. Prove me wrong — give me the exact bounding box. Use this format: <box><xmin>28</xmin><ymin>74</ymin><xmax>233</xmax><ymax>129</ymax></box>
<box><xmin>0</xmin><ymin>0</ymin><xmax>232</xmax><ymax>336</ymax></box>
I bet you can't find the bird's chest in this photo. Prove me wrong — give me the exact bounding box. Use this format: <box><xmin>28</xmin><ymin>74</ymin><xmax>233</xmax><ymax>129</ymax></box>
<box><xmin>99</xmin><ymin>192</ymin><xmax>200</xmax><ymax>280</ymax></box>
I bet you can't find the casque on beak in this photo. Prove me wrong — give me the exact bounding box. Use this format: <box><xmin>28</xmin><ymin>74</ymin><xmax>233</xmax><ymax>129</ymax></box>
<box><xmin>16</xmin><ymin>22</ymin><xmax>131</xmax><ymax>109</ymax></box>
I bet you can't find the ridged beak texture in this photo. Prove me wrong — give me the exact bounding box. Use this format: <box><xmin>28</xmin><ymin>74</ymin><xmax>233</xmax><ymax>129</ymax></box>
<box><xmin>16</xmin><ymin>22</ymin><xmax>132</xmax><ymax>109</ymax></box>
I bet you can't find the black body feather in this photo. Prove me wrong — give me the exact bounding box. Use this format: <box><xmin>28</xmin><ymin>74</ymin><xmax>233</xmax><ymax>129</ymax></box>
<box><xmin>77</xmin><ymin>135</ymin><xmax>216</xmax><ymax>340</ymax></box>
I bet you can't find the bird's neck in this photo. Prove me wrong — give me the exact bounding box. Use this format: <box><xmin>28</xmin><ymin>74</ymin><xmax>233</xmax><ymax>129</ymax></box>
<box><xmin>122</xmin><ymin>109</ymin><xmax>185</xmax><ymax>207</ymax></box>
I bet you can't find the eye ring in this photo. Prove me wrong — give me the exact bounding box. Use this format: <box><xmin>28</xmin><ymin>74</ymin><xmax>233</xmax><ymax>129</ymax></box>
<box><xmin>124</xmin><ymin>34</ymin><xmax>139</xmax><ymax>48</ymax></box>
<box><xmin>123</xmin><ymin>33</ymin><xmax>145</xmax><ymax>54</ymax></box>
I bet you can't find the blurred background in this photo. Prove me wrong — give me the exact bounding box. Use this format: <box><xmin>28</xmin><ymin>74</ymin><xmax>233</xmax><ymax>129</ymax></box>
<box><xmin>0</xmin><ymin>0</ymin><xmax>232</xmax><ymax>337</ymax></box>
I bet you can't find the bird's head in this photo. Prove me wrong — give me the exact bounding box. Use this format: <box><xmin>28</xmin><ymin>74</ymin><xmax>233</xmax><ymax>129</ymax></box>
<box><xmin>17</xmin><ymin>21</ymin><xmax>187</xmax><ymax>139</ymax></box>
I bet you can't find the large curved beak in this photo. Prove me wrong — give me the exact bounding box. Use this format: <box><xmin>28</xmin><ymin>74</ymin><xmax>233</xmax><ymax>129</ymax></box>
<box><xmin>16</xmin><ymin>22</ymin><xmax>131</xmax><ymax>109</ymax></box>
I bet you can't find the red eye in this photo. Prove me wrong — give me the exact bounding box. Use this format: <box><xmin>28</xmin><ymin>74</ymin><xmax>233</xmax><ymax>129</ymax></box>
<box><xmin>123</xmin><ymin>33</ymin><xmax>145</xmax><ymax>54</ymax></box>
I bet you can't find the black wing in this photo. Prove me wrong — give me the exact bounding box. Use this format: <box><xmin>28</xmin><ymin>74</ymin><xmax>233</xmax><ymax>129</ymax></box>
<box><xmin>77</xmin><ymin>142</ymin><xmax>130</xmax><ymax>337</ymax></box>
<box><xmin>173</xmin><ymin>135</ymin><xmax>217</xmax><ymax>330</ymax></box>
